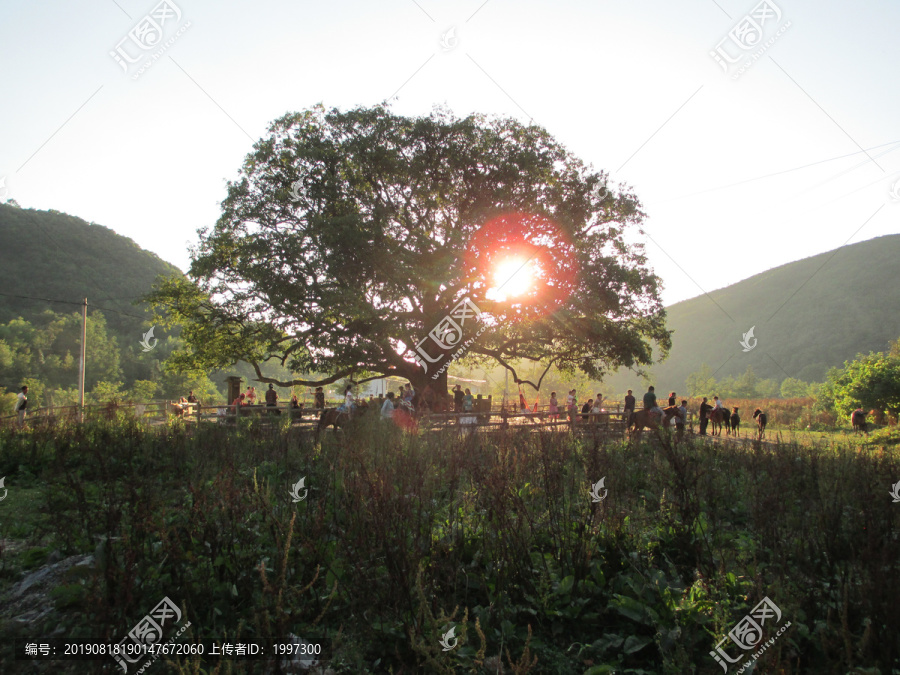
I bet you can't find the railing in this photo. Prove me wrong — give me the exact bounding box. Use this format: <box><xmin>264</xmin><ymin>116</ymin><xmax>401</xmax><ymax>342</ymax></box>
<box><xmin>0</xmin><ymin>401</ymin><xmax>334</xmax><ymax>429</ymax></box>
<box><xmin>2</xmin><ymin>399</ymin><xmax>697</xmax><ymax>433</ymax></box>
<box><xmin>0</xmin><ymin>401</ymin><xmax>176</xmax><ymax>426</ymax></box>
<box><xmin>416</xmin><ymin>406</ymin><xmax>695</xmax><ymax>431</ymax></box>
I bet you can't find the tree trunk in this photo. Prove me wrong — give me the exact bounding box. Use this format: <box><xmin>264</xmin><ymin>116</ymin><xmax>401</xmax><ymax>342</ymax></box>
<box><xmin>410</xmin><ymin>367</ymin><xmax>450</xmax><ymax>412</ymax></box>
<box><xmin>431</xmin><ymin>370</ymin><xmax>450</xmax><ymax>409</ymax></box>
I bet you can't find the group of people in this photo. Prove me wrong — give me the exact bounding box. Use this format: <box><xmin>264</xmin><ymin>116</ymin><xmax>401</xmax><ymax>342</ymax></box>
<box><xmin>616</xmin><ymin>386</ymin><xmax>687</xmax><ymax>435</ymax></box>
<box><xmin>172</xmin><ymin>390</ymin><xmax>201</xmax><ymax>416</ymax></box>
<box><xmin>228</xmin><ymin>384</ymin><xmax>320</xmax><ymax>415</ymax></box>
<box><xmin>625</xmin><ymin>387</ymin><xmax>760</xmax><ymax>437</ymax></box>
<box><xmin>7</xmin><ymin>378</ymin><xmax>768</xmax><ymax>436</ymax></box>
<box><xmin>697</xmin><ymin>395</ymin><xmax>741</xmax><ymax>435</ymax></box>
<box><xmin>622</xmin><ymin>386</ymin><xmax>740</xmax><ymax>436</ymax></box>
<box><xmin>379</xmin><ymin>383</ymin><xmax>477</xmax><ymax>419</ymax></box>
<box><xmin>231</xmin><ymin>384</ymin><xmax>282</xmax><ymax>410</ymax></box>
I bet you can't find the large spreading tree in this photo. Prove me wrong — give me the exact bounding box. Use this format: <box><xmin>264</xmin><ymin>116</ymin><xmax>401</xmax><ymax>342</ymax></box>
<box><xmin>148</xmin><ymin>104</ymin><xmax>671</xmax><ymax>395</ymax></box>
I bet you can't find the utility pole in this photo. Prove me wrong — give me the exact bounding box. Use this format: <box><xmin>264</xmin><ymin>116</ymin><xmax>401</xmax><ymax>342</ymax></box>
<box><xmin>78</xmin><ymin>298</ymin><xmax>87</xmax><ymax>422</ymax></box>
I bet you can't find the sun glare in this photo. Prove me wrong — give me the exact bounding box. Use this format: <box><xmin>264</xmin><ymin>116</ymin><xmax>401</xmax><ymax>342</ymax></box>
<box><xmin>490</xmin><ymin>257</ymin><xmax>535</xmax><ymax>300</ymax></box>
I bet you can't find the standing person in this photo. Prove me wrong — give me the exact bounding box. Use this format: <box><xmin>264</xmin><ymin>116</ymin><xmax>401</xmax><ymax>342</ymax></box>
<box><xmin>623</xmin><ymin>389</ymin><xmax>636</xmax><ymax>422</ymax></box>
<box><xmin>548</xmin><ymin>392</ymin><xmax>559</xmax><ymax>421</ymax></box>
<box><xmin>314</xmin><ymin>387</ymin><xmax>325</xmax><ymax>409</ymax></box>
<box><xmin>463</xmin><ymin>388</ymin><xmax>474</xmax><ymax>411</ymax></box>
<box><xmin>232</xmin><ymin>392</ymin><xmax>245</xmax><ymax>416</ymax></box>
<box><xmin>591</xmin><ymin>396</ymin><xmax>603</xmax><ymax>425</ymax></box>
<box><xmin>265</xmin><ymin>384</ymin><xmax>278</xmax><ymax>408</ymax></box>
<box><xmin>667</xmin><ymin>391</ymin><xmax>676</xmax><ymax>407</ymax></box>
<box><xmin>14</xmin><ymin>385</ymin><xmax>28</xmax><ymax>427</ymax></box>
<box><xmin>675</xmin><ymin>399</ymin><xmax>688</xmax><ymax>440</ymax></box>
<box><xmin>459</xmin><ymin>388</ymin><xmax>477</xmax><ymax>429</ymax></box>
<box><xmin>403</xmin><ymin>384</ymin><xmax>414</xmax><ymax>403</ymax></box>
<box><xmin>566</xmin><ymin>389</ymin><xmax>577</xmax><ymax>422</ymax></box>
<box><xmin>245</xmin><ymin>386</ymin><xmax>257</xmax><ymax>405</ymax></box>
<box><xmin>453</xmin><ymin>384</ymin><xmax>464</xmax><ymax>413</ymax></box>
<box><xmin>381</xmin><ymin>391</ymin><xmax>396</xmax><ymax>419</ymax></box>
<box><xmin>581</xmin><ymin>398</ymin><xmax>593</xmax><ymax>421</ymax></box>
<box><xmin>642</xmin><ymin>386</ymin><xmax>657</xmax><ymax>410</ymax></box>
<box><xmin>186</xmin><ymin>390</ymin><xmax>199</xmax><ymax>418</ymax></box>
<box><xmin>699</xmin><ymin>397</ymin><xmax>712</xmax><ymax>436</ymax></box>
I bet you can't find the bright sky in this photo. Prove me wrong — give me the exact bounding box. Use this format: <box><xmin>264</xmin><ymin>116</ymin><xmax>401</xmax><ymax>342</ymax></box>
<box><xmin>1</xmin><ymin>0</ymin><xmax>898</xmax><ymax>306</ymax></box>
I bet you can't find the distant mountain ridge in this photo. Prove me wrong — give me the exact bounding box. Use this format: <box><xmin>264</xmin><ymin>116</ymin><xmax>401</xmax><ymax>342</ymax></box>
<box><xmin>0</xmin><ymin>203</ymin><xmax>181</xmax><ymax>336</ymax></box>
<box><xmin>3</xmin><ymin>203</ymin><xmax>898</xmax><ymax>397</ymax></box>
<box><xmin>604</xmin><ymin>234</ymin><xmax>900</xmax><ymax>393</ymax></box>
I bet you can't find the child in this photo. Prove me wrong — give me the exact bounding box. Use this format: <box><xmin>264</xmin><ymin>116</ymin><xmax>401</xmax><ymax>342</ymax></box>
<box><xmin>548</xmin><ymin>392</ymin><xmax>559</xmax><ymax>421</ymax></box>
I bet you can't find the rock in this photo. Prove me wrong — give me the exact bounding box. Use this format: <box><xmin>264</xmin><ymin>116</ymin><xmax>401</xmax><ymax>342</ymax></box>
<box><xmin>12</xmin><ymin>555</ymin><xmax>93</xmax><ymax>599</ymax></box>
<box><xmin>0</xmin><ymin>554</ymin><xmax>95</xmax><ymax>631</ymax></box>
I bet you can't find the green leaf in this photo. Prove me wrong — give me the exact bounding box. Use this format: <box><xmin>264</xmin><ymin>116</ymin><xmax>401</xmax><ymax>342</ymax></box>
<box><xmin>622</xmin><ymin>635</ymin><xmax>653</xmax><ymax>654</ymax></box>
<box><xmin>556</xmin><ymin>575</ymin><xmax>575</xmax><ymax>596</ymax></box>
<box><xmin>609</xmin><ymin>595</ymin><xmax>650</xmax><ymax>625</ymax></box>
<box><xmin>584</xmin><ymin>666</ymin><xmax>617</xmax><ymax>675</ymax></box>
<box><xmin>592</xmin><ymin>634</ymin><xmax>624</xmax><ymax>654</ymax></box>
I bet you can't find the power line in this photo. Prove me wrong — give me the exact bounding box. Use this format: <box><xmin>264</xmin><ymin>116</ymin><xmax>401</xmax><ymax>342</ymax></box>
<box><xmin>0</xmin><ymin>292</ymin><xmax>149</xmax><ymax>321</ymax></box>
<box><xmin>656</xmin><ymin>139</ymin><xmax>900</xmax><ymax>204</ymax></box>
<box><xmin>92</xmin><ymin>304</ymin><xmax>149</xmax><ymax>321</ymax></box>
<box><xmin>0</xmin><ymin>291</ymin><xmax>84</xmax><ymax>307</ymax></box>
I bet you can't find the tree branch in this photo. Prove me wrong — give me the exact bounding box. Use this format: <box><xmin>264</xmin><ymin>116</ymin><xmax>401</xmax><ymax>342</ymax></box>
<box><xmin>249</xmin><ymin>362</ymin><xmax>357</xmax><ymax>388</ymax></box>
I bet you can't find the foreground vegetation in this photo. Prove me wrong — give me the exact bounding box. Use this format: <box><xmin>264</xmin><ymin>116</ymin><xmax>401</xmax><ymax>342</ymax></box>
<box><xmin>1</xmin><ymin>418</ymin><xmax>899</xmax><ymax>674</ymax></box>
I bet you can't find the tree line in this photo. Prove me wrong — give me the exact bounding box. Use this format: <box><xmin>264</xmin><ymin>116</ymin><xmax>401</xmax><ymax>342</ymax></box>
<box><xmin>0</xmin><ymin>309</ymin><xmax>219</xmax><ymax>412</ymax></box>
<box><xmin>684</xmin><ymin>336</ymin><xmax>900</xmax><ymax>421</ymax></box>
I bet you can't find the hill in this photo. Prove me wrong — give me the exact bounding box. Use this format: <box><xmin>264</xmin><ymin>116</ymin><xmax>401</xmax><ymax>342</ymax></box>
<box><xmin>0</xmin><ymin>203</ymin><xmax>181</xmax><ymax>336</ymax></box>
<box><xmin>3</xmin><ymin>203</ymin><xmax>898</xmax><ymax>402</ymax></box>
<box><xmin>0</xmin><ymin>203</ymin><xmax>298</xmax><ymax>403</ymax></box>
<box><xmin>603</xmin><ymin>234</ymin><xmax>900</xmax><ymax>394</ymax></box>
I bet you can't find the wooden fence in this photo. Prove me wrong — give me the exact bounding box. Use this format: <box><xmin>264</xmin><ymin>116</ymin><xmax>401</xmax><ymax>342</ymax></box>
<box><xmin>2</xmin><ymin>398</ymin><xmax>695</xmax><ymax>435</ymax></box>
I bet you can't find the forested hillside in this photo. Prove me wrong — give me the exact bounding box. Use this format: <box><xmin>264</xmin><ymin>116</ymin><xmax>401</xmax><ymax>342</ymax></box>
<box><xmin>0</xmin><ymin>204</ymin><xmax>302</xmax><ymax>409</ymax></box>
<box><xmin>602</xmin><ymin>234</ymin><xmax>900</xmax><ymax>395</ymax></box>
<box><xmin>0</xmin><ymin>203</ymin><xmax>179</xmax><ymax>335</ymax></box>
<box><xmin>0</xmin><ymin>204</ymin><xmax>208</xmax><ymax>407</ymax></box>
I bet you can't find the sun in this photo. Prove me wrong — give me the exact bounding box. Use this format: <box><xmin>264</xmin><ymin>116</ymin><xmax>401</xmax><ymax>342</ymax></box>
<box><xmin>464</xmin><ymin>212</ymin><xmax>578</xmax><ymax>317</ymax></box>
<box><xmin>489</xmin><ymin>256</ymin><xmax>536</xmax><ymax>300</ymax></box>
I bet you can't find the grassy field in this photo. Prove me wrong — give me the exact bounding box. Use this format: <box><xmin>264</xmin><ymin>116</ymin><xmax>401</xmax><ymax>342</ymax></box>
<box><xmin>1</xmin><ymin>416</ymin><xmax>899</xmax><ymax>674</ymax></box>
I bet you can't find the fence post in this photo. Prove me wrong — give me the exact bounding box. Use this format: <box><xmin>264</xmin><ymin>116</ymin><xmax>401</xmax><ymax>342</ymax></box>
<box><xmin>225</xmin><ymin>376</ymin><xmax>243</xmax><ymax>406</ymax></box>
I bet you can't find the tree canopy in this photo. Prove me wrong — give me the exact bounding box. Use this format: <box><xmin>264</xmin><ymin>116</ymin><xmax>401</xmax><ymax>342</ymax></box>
<box><xmin>149</xmin><ymin>104</ymin><xmax>670</xmax><ymax>393</ymax></box>
<box><xmin>818</xmin><ymin>339</ymin><xmax>900</xmax><ymax>417</ymax></box>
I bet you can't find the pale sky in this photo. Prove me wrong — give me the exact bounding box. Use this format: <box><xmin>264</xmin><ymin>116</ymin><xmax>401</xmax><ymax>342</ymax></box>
<box><xmin>1</xmin><ymin>0</ymin><xmax>898</xmax><ymax>306</ymax></box>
